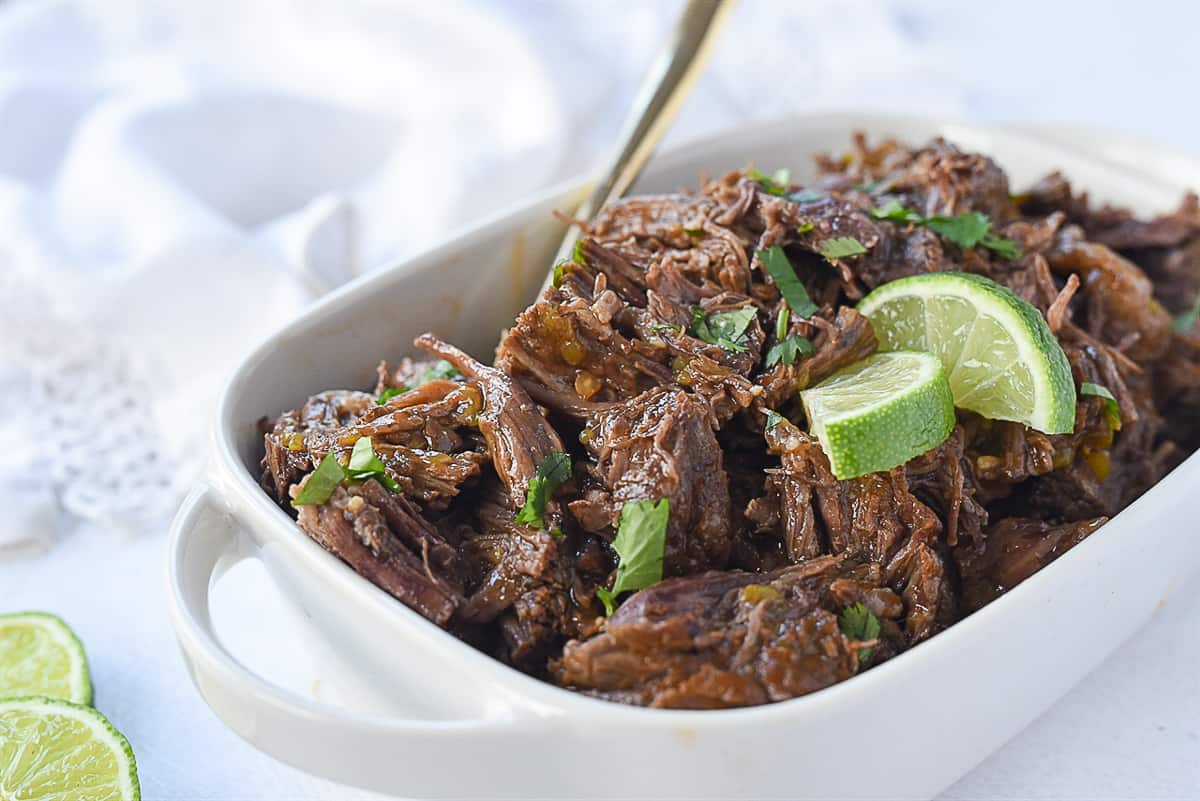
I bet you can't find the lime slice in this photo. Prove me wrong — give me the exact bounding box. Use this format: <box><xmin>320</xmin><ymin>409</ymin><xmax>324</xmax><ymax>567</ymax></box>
<box><xmin>0</xmin><ymin>697</ymin><xmax>139</xmax><ymax>801</ymax></box>
<box><xmin>0</xmin><ymin>613</ymin><xmax>92</xmax><ymax>705</ymax></box>
<box><xmin>800</xmin><ymin>351</ymin><xmax>955</xmax><ymax>479</ymax></box>
<box><xmin>857</xmin><ymin>272</ymin><xmax>1076</xmax><ymax>434</ymax></box>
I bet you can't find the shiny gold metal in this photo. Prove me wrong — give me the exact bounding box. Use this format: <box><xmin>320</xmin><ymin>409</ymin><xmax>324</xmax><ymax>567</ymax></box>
<box><xmin>545</xmin><ymin>0</ymin><xmax>736</xmax><ymax>288</ymax></box>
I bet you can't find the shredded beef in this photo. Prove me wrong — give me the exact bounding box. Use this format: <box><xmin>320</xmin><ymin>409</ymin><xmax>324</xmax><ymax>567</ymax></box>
<box><xmin>258</xmin><ymin>133</ymin><xmax>1199</xmax><ymax>709</ymax></box>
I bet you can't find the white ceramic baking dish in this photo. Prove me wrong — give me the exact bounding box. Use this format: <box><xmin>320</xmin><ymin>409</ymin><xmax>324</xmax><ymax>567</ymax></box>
<box><xmin>166</xmin><ymin>113</ymin><xmax>1200</xmax><ymax>800</ymax></box>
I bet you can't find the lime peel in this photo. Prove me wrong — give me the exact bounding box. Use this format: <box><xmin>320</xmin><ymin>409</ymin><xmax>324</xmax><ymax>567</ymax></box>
<box><xmin>857</xmin><ymin>272</ymin><xmax>1076</xmax><ymax>434</ymax></box>
<box><xmin>0</xmin><ymin>612</ymin><xmax>92</xmax><ymax>705</ymax></box>
<box><xmin>0</xmin><ymin>696</ymin><xmax>140</xmax><ymax>801</ymax></box>
<box><xmin>801</xmin><ymin>351</ymin><xmax>956</xmax><ymax>479</ymax></box>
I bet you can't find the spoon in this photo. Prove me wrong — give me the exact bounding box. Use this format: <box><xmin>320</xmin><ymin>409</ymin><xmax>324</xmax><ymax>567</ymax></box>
<box><xmin>545</xmin><ymin>0</ymin><xmax>736</xmax><ymax>288</ymax></box>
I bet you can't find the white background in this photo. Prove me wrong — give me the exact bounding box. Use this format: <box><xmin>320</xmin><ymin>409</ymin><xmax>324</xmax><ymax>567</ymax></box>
<box><xmin>1</xmin><ymin>0</ymin><xmax>1198</xmax><ymax>798</ymax></box>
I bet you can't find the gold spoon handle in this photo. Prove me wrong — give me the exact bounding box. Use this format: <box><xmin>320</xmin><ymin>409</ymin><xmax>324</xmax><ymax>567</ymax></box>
<box><xmin>548</xmin><ymin>0</ymin><xmax>736</xmax><ymax>278</ymax></box>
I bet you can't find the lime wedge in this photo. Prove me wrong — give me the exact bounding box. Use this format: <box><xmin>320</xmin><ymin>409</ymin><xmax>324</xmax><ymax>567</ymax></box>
<box><xmin>0</xmin><ymin>613</ymin><xmax>92</xmax><ymax>705</ymax></box>
<box><xmin>800</xmin><ymin>351</ymin><xmax>955</xmax><ymax>479</ymax></box>
<box><xmin>0</xmin><ymin>697</ymin><xmax>139</xmax><ymax>801</ymax></box>
<box><xmin>857</xmin><ymin>272</ymin><xmax>1076</xmax><ymax>434</ymax></box>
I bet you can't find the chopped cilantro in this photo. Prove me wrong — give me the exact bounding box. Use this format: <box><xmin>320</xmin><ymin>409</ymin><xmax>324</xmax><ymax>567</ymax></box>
<box><xmin>552</xmin><ymin>261</ymin><xmax>568</xmax><ymax>287</ymax></box>
<box><xmin>346</xmin><ymin>436</ymin><xmax>401</xmax><ymax>492</ymax></box>
<box><xmin>759</xmin><ymin>245</ymin><xmax>819</xmax><ymax>318</ymax></box>
<box><xmin>291</xmin><ymin>452</ymin><xmax>347</xmax><ymax>507</ymax></box>
<box><xmin>418</xmin><ymin>360</ymin><xmax>460</xmax><ymax>383</ymax></box>
<box><xmin>925</xmin><ymin>212</ymin><xmax>992</xmax><ymax>249</ymax></box>
<box><xmin>1080</xmin><ymin>382</ymin><xmax>1122</xmax><ymax>431</ymax></box>
<box><xmin>788</xmin><ymin>188</ymin><xmax>826</xmax><ymax>204</ymax></box>
<box><xmin>980</xmin><ymin>231</ymin><xmax>1023</xmax><ymax>260</ymax></box>
<box><xmin>596</xmin><ymin>498</ymin><xmax>670</xmax><ymax>616</ymax></box>
<box><xmin>838</xmin><ymin>602</ymin><xmax>881</xmax><ymax>667</ymax></box>
<box><xmin>870</xmin><ymin>198</ymin><xmax>923</xmax><ymax>224</ymax></box>
<box><xmin>688</xmin><ymin>305</ymin><xmax>757</xmax><ymax>352</ymax></box>
<box><xmin>1174</xmin><ymin>300</ymin><xmax>1200</xmax><ymax>333</ymax></box>
<box><xmin>869</xmin><ymin>204</ymin><xmax>1023</xmax><ymax>260</ymax></box>
<box><xmin>377</xmin><ymin>386</ymin><xmax>406</xmax><ymax>405</ymax></box>
<box><xmin>854</xmin><ymin>178</ymin><xmax>891</xmax><ymax>194</ymax></box>
<box><xmin>818</xmin><ymin>237</ymin><xmax>868</xmax><ymax>260</ymax></box>
<box><xmin>683</xmin><ymin>227</ymin><xmax>705</xmax><ymax>238</ymax></box>
<box><xmin>765</xmin><ymin>334</ymin><xmax>816</xmax><ymax>367</ymax></box>
<box><xmin>572</xmin><ymin>239</ymin><xmax>588</xmax><ymax>265</ymax></box>
<box><xmin>764</xmin><ymin>409</ymin><xmax>785</xmax><ymax>430</ymax></box>
<box><xmin>749</xmin><ymin>168</ymin><xmax>791</xmax><ymax>196</ymax></box>
<box><xmin>775</xmin><ymin>306</ymin><xmax>790</xmax><ymax>341</ymax></box>
<box><xmin>796</xmin><ymin>221</ymin><xmax>815</xmax><ymax>234</ymax></box>
<box><xmin>515</xmin><ymin>452</ymin><xmax>571</xmax><ymax>529</ymax></box>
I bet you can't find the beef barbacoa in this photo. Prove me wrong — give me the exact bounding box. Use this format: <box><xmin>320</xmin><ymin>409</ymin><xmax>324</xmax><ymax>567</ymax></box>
<box><xmin>259</xmin><ymin>135</ymin><xmax>1200</xmax><ymax>709</ymax></box>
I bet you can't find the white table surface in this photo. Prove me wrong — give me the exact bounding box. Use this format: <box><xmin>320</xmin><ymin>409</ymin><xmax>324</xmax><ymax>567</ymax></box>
<box><xmin>2</xmin><ymin>0</ymin><xmax>1199</xmax><ymax>799</ymax></box>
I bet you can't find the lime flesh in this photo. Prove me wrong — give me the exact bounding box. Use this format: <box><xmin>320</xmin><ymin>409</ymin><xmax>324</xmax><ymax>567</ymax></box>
<box><xmin>800</xmin><ymin>351</ymin><xmax>956</xmax><ymax>479</ymax></box>
<box><xmin>0</xmin><ymin>614</ymin><xmax>92</xmax><ymax>705</ymax></box>
<box><xmin>0</xmin><ymin>697</ymin><xmax>139</xmax><ymax>801</ymax></box>
<box><xmin>857</xmin><ymin>272</ymin><xmax>1076</xmax><ymax>434</ymax></box>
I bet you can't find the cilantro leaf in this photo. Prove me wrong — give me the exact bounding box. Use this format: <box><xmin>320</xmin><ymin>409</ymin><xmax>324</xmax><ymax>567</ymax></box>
<box><xmin>764</xmin><ymin>409</ymin><xmax>785</xmax><ymax>430</ymax></box>
<box><xmin>688</xmin><ymin>305</ymin><xmax>757</xmax><ymax>352</ymax></box>
<box><xmin>854</xmin><ymin>178</ymin><xmax>892</xmax><ymax>194</ymax></box>
<box><xmin>1080</xmin><ymin>382</ymin><xmax>1122</xmax><ymax>431</ymax></box>
<box><xmin>838</xmin><ymin>602</ymin><xmax>881</xmax><ymax>667</ymax></box>
<box><xmin>980</xmin><ymin>231</ymin><xmax>1023</xmax><ymax>260</ymax></box>
<box><xmin>515</xmin><ymin>452</ymin><xmax>571</xmax><ymax>529</ymax></box>
<box><xmin>1174</xmin><ymin>300</ymin><xmax>1200</xmax><ymax>334</ymax></box>
<box><xmin>596</xmin><ymin>498</ymin><xmax>670</xmax><ymax>616</ymax></box>
<box><xmin>788</xmin><ymin>188</ymin><xmax>826</xmax><ymax>204</ymax></box>
<box><xmin>572</xmin><ymin>239</ymin><xmax>588</xmax><ymax>265</ymax></box>
<box><xmin>795</xmin><ymin>221</ymin><xmax>815</xmax><ymax>234</ymax></box>
<box><xmin>765</xmin><ymin>334</ymin><xmax>816</xmax><ymax>367</ymax></box>
<box><xmin>775</xmin><ymin>306</ymin><xmax>790</xmax><ymax>341</ymax></box>
<box><xmin>925</xmin><ymin>212</ymin><xmax>992</xmax><ymax>250</ymax></box>
<box><xmin>291</xmin><ymin>452</ymin><xmax>347</xmax><ymax>507</ymax></box>
<box><xmin>418</xmin><ymin>360</ymin><xmax>460</xmax><ymax>383</ymax></box>
<box><xmin>759</xmin><ymin>245</ymin><xmax>818</xmax><ymax>318</ymax></box>
<box><xmin>749</xmin><ymin>168</ymin><xmax>790</xmax><ymax>196</ymax></box>
<box><xmin>870</xmin><ymin>198</ymin><xmax>923</xmax><ymax>224</ymax></box>
<box><xmin>552</xmin><ymin>261</ymin><xmax>569</xmax><ymax>287</ymax></box>
<box><xmin>377</xmin><ymin>386</ymin><xmax>406</xmax><ymax>405</ymax></box>
<box><xmin>818</xmin><ymin>237</ymin><xmax>868</xmax><ymax>260</ymax></box>
<box><xmin>345</xmin><ymin>436</ymin><xmax>402</xmax><ymax>492</ymax></box>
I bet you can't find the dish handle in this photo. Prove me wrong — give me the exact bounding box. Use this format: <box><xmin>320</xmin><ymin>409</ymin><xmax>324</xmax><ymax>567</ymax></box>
<box><xmin>166</xmin><ymin>484</ymin><xmax>560</xmax><ymax>796</ymax></box>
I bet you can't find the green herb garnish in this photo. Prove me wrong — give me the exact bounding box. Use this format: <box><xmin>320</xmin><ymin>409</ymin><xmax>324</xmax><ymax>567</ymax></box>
<box><xmin>572</xmin><ymin>239</ymin><xmax>588</xmax><ymax>265</ymax></box>
<box><xmin>870</xmin><ymin>198</ymin><xmax>923</xmax><ymax>224</ymax></box>
<box><xmin>1080</xmin><ymin>382</ymin><xmax>1122</xmax><ymax>431</ymax></box>
<box><xmin>818</xmin><ymin>237</ymin><xmax>868</xmax><ymax>260</ymax></box>
<box><xmin>346</xmin><ymin>437</ymin><xmax>402</xmax><ymax>492</ymax></box>
<box><xmin>515</xmin><ymin>452</ymin><xmax>571</xmax><ymax>529</ymax></box>
<box><xmin>683</xmin><ymin>227</ymin><xmax>704</xmax><ymax>238</ymax></box>
<box><xmin>764</xmin><ymin>409</ymin><xmax>785</xmax><ymax>430</ymax></box>
<box><xmin>552</xmin><ymin>261</ymin><xmax>569</xmax><ymax>287</ymax></box>
<box><xmin>596</xmin><ymin>498</ymin><xmax>670</xmax><ymax>616</ymax></box>
<box><xmin>377</xmin><ymin>387</ymin><xmax>405</xmax><ymax>405</ymax></box>
<box><xmin>1174</xmin><ymin>300</ymin><xmax>1200</xmax><ymax>334</ymax></box>
<box><xmin>775</xmin><ymin>306</ymin><xmax>790</xmax><ymax>341</ymax></box>
<box><xmin>419</xmin><ymin>360</ymin><xmax>460</xmax><ymax>383</ymax></box>
<box><xmin>795</xmin><ymin>221</ymin><xmax>815</xmax><ymax>234</ymax></box>
<box><xmin>765</xmin><ymin>334</ymin><xmax>817</xmax><ymax>367</ymax></box>
<box><xmin>749</xmin><ymin>168</ymin><xmax>791</xmax><ymax>196</ymax></box>
<box><xmin>788</xmin><ymin>188</ymin><xmax>826</xmax><ymax>204</ymax></box>
<box><xmin>868</xmin><ymin>202</ymin><xmax>1023</xmax><ymax>260</ymax></box>
<box><xmin>838</xmin><ymin>602</ymin><xmax>881</xmax><ymax>667</ymax></box>
<box><xmin>688</xmin><ymin>305</ymin><xmax>758</xmax><ymax>352</ymax></box>
<box><xmin>759</xmin><ymin>245</ymin><xmax>818</xmax><ymax>318</ymax></box>
<box><xmin>291</xmin><ymin>452</ymin><xmax>347</xmax><ymax>507</ymax></box>
<box><xmin>925</xmin><ymin>212</ymin><xmax>992</xmax><ymax>250</ymax></box>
